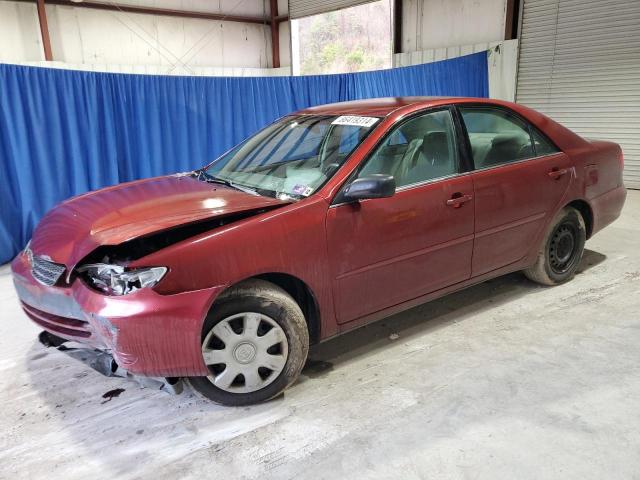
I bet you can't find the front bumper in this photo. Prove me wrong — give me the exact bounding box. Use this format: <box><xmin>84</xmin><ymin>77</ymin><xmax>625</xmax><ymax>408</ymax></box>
<box><xmin>12</xmin><ymin>252</ymin><xmax>224</xmax><ymax>377</ymax></box>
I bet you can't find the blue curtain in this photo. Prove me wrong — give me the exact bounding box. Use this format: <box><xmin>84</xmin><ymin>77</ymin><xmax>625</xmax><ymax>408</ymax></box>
<box><xmin>0</xmin><ymin>52</ymin><xmax>488</xmax><ymax>263</ymax></box>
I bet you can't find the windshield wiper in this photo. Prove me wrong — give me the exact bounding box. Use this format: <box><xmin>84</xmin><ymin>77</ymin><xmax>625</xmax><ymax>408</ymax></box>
<box><xmin>193</xmin><ymin>169</ymin><xmax>260</xmax><ymax>196</ymax></box>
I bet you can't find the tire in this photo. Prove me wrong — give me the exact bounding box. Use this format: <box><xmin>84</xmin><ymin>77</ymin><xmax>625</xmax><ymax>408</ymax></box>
<box><xmin>187</xmin><ymin>279</ymin><xmax>309</xmax><ymax>406</ymax></box>
<box><xmin>524</xmin><ymin>206</ymin><xmax>586</xmax><ymax>286</ymax></box>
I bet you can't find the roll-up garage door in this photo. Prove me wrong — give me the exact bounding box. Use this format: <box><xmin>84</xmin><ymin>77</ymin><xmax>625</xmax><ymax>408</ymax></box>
<box><xmin>516</xmin><ymin>0</ymin><xmax>640</xmax><ymax>189</ymax></box>
<box><xmin>288</xmin><ymin>0</ymin><xmax>378</xmax><ymax>19</ymax></box>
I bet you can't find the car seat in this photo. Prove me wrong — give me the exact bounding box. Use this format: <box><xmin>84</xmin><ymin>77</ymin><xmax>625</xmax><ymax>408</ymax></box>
<box><xmin>397</xmin><ymin>131</ymin><xmax>454</xmax><ymax>185</ymax></box>
<box><xmin>483</xmin><ymin>133</ymin><xmax>531</xmax><ymax>166</ymax></box>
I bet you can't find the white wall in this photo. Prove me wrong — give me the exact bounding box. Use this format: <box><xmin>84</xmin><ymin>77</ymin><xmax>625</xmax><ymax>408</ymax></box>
<box><xmin>487</xmin><ymin>40</ymin><xmax>518</xmax><ymax>102</ymax></box>
<box><xmin>277</xmin><ymin>0</ymin><xmax>291</xmax><ymax>68</ymax></box>
<box><xmin>401</xmin><ymin>0</ymin><xmax>507</xmax><ymax>52</ymax></box>
<box><xmin>279</xmin><ymin>20</ymin><xmax>292</xmax><ymax>68</ymax></box>
<box><xmin>0</xmin><ymin>1</ymin><xmax>44</xmax><ymax>63</ymax></box>
<box><xmin>395</xmin><ymin>0</ymin><xmax>516</xmax><ymax>101</ymax></box>
<box><xmin>0</xmin><ymin>0</ymin><xmax>292</xmax><ymax>74</ymax></box>
<box><xmin>1</xmin><ymin>0</ymin><xmax>507</xmax><ymax>75</ymax></box>
<box><xmin>52</xmin><ymin>6</ymin><xmax>270</xmax><ymax>70</ymax></box>
<box><xmin>394</xmin><ymin>39</ymin><xmax>519</xmax><ymax>102</ymax></box>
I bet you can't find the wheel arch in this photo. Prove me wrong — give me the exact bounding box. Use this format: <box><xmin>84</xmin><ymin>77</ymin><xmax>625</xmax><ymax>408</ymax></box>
<box><xmin>565</xmin><ymin>199</ymin><xmax>594</xmax><ymax>239</ymax></box>
<box><xmin>212</xmin><ymin>272</ymin><xmax>322</xmax><ymax>345</ymax></box>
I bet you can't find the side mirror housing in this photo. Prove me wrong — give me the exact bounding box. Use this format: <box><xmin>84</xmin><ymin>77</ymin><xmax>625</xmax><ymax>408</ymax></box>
<box><xmin>342</xmin><ymin>174</ymin><xmax>396</xmax><ymax>202</ymax></box>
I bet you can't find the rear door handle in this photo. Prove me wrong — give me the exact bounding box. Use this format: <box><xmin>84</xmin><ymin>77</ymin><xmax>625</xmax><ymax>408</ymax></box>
<box><xmin>446</xmin><ymin>193</ymin><xmax>473</xmax><ymax>208</ymax></box>
<box><xmin>548</xmin><ymin>167</ymin><xmax>569</xmax><ymax>179</ymax></box>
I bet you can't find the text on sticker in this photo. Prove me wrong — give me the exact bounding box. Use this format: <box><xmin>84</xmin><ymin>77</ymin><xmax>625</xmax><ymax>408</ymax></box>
<box><xmin>331</xmin><ymin>116</ymin><xmax>379</xmax><ymax>128</ymax></box>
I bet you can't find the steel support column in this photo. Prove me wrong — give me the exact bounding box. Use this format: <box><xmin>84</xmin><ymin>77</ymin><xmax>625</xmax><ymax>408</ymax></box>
<box><xmin>36</xmin><ymin>0</ymin><xmax>53</xmax><ymax>60</ymax></box>
<box><xmin>393</xmin><ymin>0</ymin><xmax>402</xmax><ymax>54</ymax></box>
<box><xmin>270</xmin><ymin>0</ymin><xmax>280</xmax><ymax>68</ymax></box>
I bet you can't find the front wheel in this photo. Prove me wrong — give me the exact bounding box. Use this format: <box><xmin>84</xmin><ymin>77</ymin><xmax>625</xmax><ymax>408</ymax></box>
<box><xmin>187</xmin><ymin>279</ymin><xmax>309</xmax><ymax>406</ymax></box>
<box><xmin>524</xmin><ymin>206</ymin><xmax>586</xmax><ymax>286</ymax></box>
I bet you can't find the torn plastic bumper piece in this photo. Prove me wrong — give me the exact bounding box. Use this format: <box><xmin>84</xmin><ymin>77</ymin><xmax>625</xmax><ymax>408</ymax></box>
<box><xmin>38</xmin><ymin>331</ymin><xmax>184</xmax><ymax>395</ymax></box>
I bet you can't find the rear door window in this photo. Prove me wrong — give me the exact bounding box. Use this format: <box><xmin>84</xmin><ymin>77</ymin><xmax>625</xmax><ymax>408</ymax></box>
<box><xmin>459</xmin><ymin>106</ymin><xmax>536</xmax><ymax>169</ymax></box>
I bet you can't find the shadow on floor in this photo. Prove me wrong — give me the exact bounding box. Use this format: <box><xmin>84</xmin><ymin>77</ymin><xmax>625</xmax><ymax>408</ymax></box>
<box><xmin>575</xmin><ymin>248</ymin><xmax>607</xmax><ymax>274</ymax></box>
<box><xmin>304</xmin><ymin>249</ymin><xmax>606</xmax><ymax>373</ymax></box>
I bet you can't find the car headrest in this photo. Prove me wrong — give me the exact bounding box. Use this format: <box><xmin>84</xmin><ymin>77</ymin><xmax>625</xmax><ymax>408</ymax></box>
<box><xmin>422</xmin><ymin>131</ymin><xmax>450</xmax><ymax>164</ymax></box>
<box><xmin>491</xmin><ymin>133</ymin><xmax>528</xmax><ymax>147</ymax></box>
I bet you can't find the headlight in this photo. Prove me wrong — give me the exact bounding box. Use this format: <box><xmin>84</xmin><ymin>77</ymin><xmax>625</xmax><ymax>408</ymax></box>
<box><xmin>77</xmin><ymin>263</ymin><xmax>167</xmax><ymax>296</ymax></box>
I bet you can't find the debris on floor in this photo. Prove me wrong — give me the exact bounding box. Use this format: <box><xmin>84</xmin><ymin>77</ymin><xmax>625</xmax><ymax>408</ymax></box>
<box><xmin>101</xmin><ymin>388</ymin><xmax>126</xmax><ymax>404</ymax></box>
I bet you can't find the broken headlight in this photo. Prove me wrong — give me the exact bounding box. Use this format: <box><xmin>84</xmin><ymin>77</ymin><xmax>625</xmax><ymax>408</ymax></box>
<box><xmin>77</xmin><ymin>263</ymin><xmax>167</xmax><ymax>296</ymax></box>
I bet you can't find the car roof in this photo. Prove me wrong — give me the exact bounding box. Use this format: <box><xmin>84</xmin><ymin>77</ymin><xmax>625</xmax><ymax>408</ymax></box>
<box><xmin>295</xmin><ymin>96</ymin><xmax>496</xmax><ymax>117</ymax></box>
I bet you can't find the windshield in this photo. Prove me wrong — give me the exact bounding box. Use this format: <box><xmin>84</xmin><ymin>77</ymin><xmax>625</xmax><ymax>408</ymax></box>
<box><xmin>202</xmin><ymin>115</ymin><xmax>379</xmax><ymax>200</ymax></box>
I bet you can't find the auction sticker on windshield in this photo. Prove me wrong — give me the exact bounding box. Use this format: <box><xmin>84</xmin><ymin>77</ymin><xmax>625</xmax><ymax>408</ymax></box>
<box><xmin>331</xmin><ymin>116</ymin><xmax>379</xmax><ymax>128</ymax></box>
<box><xmin>292</xmin><ymin>184</ymin><xmax>314</xmax><ymax>196</ymax></box>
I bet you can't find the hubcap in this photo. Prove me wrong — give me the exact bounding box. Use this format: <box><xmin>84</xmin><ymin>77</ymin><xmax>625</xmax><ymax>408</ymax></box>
<box><xmin>201</xmin><ymin>313</ymin><xmax>288</xmax><ymax>394</ymax></box>
<box><xmin>549</xmin><ymin>223</ymin><xmax>578</xmax><ymax>274</ymax></box>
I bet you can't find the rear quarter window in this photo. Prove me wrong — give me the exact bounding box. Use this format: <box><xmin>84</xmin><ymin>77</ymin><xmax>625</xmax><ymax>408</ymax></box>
<box><xmin>531</xmin><ymin>128</ymin><xmax>561</xmax><ymax>156</ymax></box>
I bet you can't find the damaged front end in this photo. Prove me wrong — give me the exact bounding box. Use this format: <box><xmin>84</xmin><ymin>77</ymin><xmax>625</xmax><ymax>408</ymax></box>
<box><xmin>70</xmin><ymin>204</ymin><xmax>282</xmax><ymax>286</ymax></box>
<box><xmin>11</xmin><ymin>210</ymin><xmax>269</xmax><ymax>379</ymax></box>
<box><xmin>12</xmin><ymin>174</ymin><xmax>292</xmax><ymax>385</ymax></box>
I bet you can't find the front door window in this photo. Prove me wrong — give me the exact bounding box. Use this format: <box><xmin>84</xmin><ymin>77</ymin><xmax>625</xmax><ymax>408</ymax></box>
<box><xmin>358</xmin><ymin>109</ymin><xmax>459</xmax><ymax>187</ymax></box>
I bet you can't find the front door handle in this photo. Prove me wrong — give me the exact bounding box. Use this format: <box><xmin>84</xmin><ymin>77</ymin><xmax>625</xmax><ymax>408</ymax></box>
<box><xmin>446</xmin><ymin>193</ymin><xmax>473</xmax><ymax>208</ymax></box>
<box><xmin>548</xmin><ymin>167</ymin><xmax>569</xmax><ymax>179</ymax></box>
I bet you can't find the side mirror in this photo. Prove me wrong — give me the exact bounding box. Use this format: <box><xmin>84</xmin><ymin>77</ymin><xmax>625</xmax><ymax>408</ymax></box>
<box><xmin>343</xmin><ymin>174</ymin><xmax>396</xmax><ymax>202</ymax></box>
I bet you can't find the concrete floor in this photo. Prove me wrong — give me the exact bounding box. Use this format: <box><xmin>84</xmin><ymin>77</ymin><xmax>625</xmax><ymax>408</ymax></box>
<box><xmin>1</xmin><ymin>191</ymin><xmax>639</xmax><ymax>480</ymax></box>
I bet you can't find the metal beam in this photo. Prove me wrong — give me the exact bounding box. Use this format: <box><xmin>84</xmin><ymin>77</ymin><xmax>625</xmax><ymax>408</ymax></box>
<box><xmin>393</xmin><ymin>0</ymin><xmax>402</xmax><ymax>54</ymax></box>
<box><xmin>504</xmin><ymin>0</ymin><xmax>517</xmax><ymax>40</ymax></box>
<box><xmin>23</xmin><ymin>0</ymin><xmax>272</xmax><ymax>25</ymax></box>
<box><xmin>270</xmin><ymin>0</ymin><xmax>280</xmax><ymax>68</ymax></box>
<box><xmin>35</xmin><ymin>0</ymin><xmax>53</xmax><ymax>60</ymax></box>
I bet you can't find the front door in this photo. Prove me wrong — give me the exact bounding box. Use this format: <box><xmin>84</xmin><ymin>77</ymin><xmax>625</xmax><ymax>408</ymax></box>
<box><xmin>326</xmin><ymin>109</ymin><xmax>475</xmax><ymax>324</ymax></box>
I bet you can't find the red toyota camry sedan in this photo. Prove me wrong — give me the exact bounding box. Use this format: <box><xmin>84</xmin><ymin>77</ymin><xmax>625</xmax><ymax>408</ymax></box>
<box><xmin>12</xmin><ymin>97</ymin><xmax>626</xmax><ymax>405</ymax></box>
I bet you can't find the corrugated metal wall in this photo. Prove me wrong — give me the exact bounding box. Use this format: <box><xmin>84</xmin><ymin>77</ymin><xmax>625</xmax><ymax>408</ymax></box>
<box><xmin>288</xmin><ymin>0</ymin><xmax>376</xmax><ymax>19</ymax></box>
<box><xmin>516</xmin><ymin>0</ymin><xmax>640</xmax><ymax>189</ymax></box>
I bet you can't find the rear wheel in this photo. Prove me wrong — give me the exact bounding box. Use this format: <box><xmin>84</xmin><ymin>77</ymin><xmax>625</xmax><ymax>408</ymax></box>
<box><xmin>187</xmin><ymin>279</ymin><xmax>309</xmax><ymax>406</ymax></box>
<box><xmin>524</xmin><ymin>207</ymin><xmax>586</xmax><ymax>286</ymax></box>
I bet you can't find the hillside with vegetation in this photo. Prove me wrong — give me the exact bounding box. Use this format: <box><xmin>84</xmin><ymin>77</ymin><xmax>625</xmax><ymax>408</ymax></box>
<box><xmin>297</xmin><ymin>0</ymin><xmax>392</xmax><ymax>75</ymax></box>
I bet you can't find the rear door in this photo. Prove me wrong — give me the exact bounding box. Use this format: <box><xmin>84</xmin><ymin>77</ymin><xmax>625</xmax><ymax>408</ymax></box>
<box><xmin>458</xmin><ymin>105</ymin><xmax>574</xmax><ymax>276</ymax></box>
<box><xmin>326</xmin><ymin>108</ymin><xmax>475</xmax><ymax>324</ymax></box>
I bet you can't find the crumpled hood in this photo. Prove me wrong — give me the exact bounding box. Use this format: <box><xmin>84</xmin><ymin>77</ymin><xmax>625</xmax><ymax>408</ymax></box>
<box><xmin>29</xmin><ymin>174</ymin><xmax>288</xmax><ymax>268</ymax></box>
